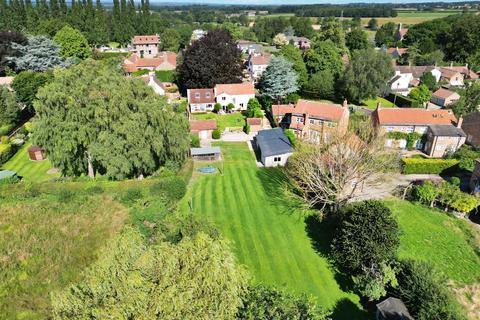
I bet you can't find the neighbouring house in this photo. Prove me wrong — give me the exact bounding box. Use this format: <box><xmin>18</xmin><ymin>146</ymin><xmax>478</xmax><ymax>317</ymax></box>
<box><xmin>123</xmin><ymin>52</ymin><xmax>177</xmax><ymax>73</ymax></box>
<box><xmin>246</xmin><ymin>117</ymin><xmax>262</xmax><ymax>132</ymax></box>
<box><xmin>131</xmin><ymin>35</ymin><xmax>160</xmax><ymax>58</ymax></box>
<box><xmin>27</xmin><ymin>145</ymin><xmax>46</xmax><ymax>161</ymax></box>
<box><xmin>0</xmin><ymin>76</ymin><xmax>14</xmax><ymax>89</ymax></box>
<box><xmin>237</xmin><ymin>40</ymin><xmax>264</xmax><ymax>55</ymax></box>
<box><xmin>189</xmin><ymin>119</ymin><xmax>217</xmax><ymax>139</ymax></box>
<box><xmin>386</xmin><ymin>71</ymin><xmax>414</xmax><ymax>96</ymax></box>
<box><xmin>254</xmin><ymin>128</ymin><xmax>293</xmax><ymax>167</ymax></box>
<box><xmin>140</xmin><ymin>72</ymin><xmax>166</xmax><ymax>95</ymax></box>
<box><xmin>386</xmin><ymin>47</ymin><xmax>408</xmax><ymax>59</ymax></box>
<box><xmin>190</xmin><ymin>147</ymin><xmax>221</xmax><ymax>161</ymax></box>
<box><xmin>372</xmin><ymin>106</ymin><xmax>465</xmax><ymax>154</ymax></box>
<box><xmin>248</xmin><ymin>52</ymin><xmax>272</xmax><ymax>81</ymax></box>
<box><xmin>394</xmin><ymin>23</ymin><xmax>408</xmax><ymax>42</ymax></box>
<box><xmin>424</xmin><ymin>124</ymin><xmax>466</xmax><ymax>157</ymax></box>
<box><xmin>462</xmin><ymin>111</ymin><xmax>480</xmax><ymax>147</ymax></box>
<box><xmin>271</xmin><ymin>99</ymin><xmax>350</xmax><ymax>143</ymax></box>
<box><xmin>470</xmin><ymin>159</ymin><xmax>480</xmax><ymax>193</ymax></box>
<box><xmin>187</xmin><ymin>88</ymin><xmax>216</xmax><ymax>113</ymax></box>
<box><xmin>376</xmin><ymin>297</ymin><xmax>413</xmax><ymax>320</ymax></box>
<box><xmin>444</xmin><ymin>64</ymin><xmax>479</xmax><ymax>81</ymax></box>
<box><xmin>191</xmin><ymin>29</ymin><xmax>206</xmax><ymax>42</ymax></box>
<box><xmin>285</xmin><ymin>36</ymin><xmax>311</xmax><ymax>50</ymax></box>
<box><xmin>439</xmin><ymin>67</ymin><xmax>464</xmax><ymax>87</ymax></box>
<box><xmin>430</xmin><ymin>87</ymin><xmax>461</xmax><ymax>107</ymax></box>
<box><xmin>214</xmin><ymin>83</ymin><xmax>255</xmax><ymax>111</ymax></box>
<box><xmin>394</xmin><ymin>65</ymin><xmax>442</xmax><ymax>82</ymax></box>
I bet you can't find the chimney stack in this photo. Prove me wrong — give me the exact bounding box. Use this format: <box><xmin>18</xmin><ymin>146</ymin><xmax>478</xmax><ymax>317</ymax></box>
<box><xmin>457</xmin><ymin>115</ymin><xmax>463</xmax><ymax>128</ymax></box>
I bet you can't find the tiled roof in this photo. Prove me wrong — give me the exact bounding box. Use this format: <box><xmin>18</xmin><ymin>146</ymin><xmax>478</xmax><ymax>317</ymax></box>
<box><xmin>189</xmin><ymin>119</ymin><xmax>217</xmax><ymax>131</ymax></box>
<box><xmin>188</xmin><ymin>88</ymin><xmax>215</xmax><ymax>104</ymax></box>
<box><xmin>123</xmin><ymin>52</ymin><xmax>176</xmax><ymax>72</ymax></box>
<box><xmin>373</xmin><ymin>108</ymin><xmax>458</xmax><ymax>126</ymax></box>
<box><xmin>215</xmin><ymin>83</ymin><xmax>255</xmax><ymax>96</ymax></box>
<box><xmin>439</xmin><ymin>67</ymin><xmax>462</xmax><ymax>79</ymax></box>
<box><xmin>432</xmin><ymin>88</ymin><xmax>458</xmax><ymax>100</ymax></box>
<box><xmin>395</xmin><ymin>65</ymin><xmax>436</xmax><ymax>78</ymax></box>
<box><xmin>132</xmin><ymin>35</ymin><xmax>160</xmax><ymax>45</ymax></box>
<box><xmin>250</xmin><ymin>53</ymin><xmax>271</xmax><ymax>66</ymax></box>
<box><xmin>429</xmin><ymin>124</ymin><xmax>466</xmax><ymax>137</ymax></box>
<box><xmin>247</xmin><ymin>118</ymin><xmax>262</xmax><ymax>125</ymax></box>
<box><xmin>387</xmin><ymin>47</ymin><xmax>408</xmax><ymax>56</ymax></box>
<box><xmin>444</xmin><ymin>66</ymin><xmax>479</xmax><ymax>79</ymax></box>
<box><xmin>255</xmin><ymin>128</ymin><xmax>293</xmax><ymax>157</ymax></box>
<box><xmin>272</xmin><ymin>99</ymin><xmax>346</xmax><ymax>122</ymax></box>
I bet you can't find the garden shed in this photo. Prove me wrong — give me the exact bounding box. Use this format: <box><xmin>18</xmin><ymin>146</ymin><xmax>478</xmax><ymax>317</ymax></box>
<box><xmin>28</xmin><ymin>145</ymin><xmax>46</xmax><ymax>161</ymax></box>
<box><xmin>0</xmin><ymin>170</ymin><xmax>18</xmax><ymax>183</ymax></box>
<box><xmin>190</xmin><ymin>147</ymin><xmax>221</xmax><ymax>161</ymax></box>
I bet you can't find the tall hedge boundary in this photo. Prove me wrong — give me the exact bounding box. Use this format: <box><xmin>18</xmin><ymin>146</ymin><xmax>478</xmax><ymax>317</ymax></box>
<box><xmin>402</xmin><ymin>158</ymin><xmax>459</xmax><ymax>174</ymax></box>
<box><xmin>0</xmin><ymin>144</ymin><xmax>14</xmax><ymax>165</ymax></box>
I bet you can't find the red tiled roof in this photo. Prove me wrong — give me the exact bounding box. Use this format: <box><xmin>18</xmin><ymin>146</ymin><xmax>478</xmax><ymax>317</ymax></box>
<box><xmin>444</xmin><ymin>66</ymin><xmax>479</xmax><ymax>79</ymax></box>
<box><xmin>399</xmin><ymin>28</ymin><xmax>408</xmax><ymax>38</ymax></box>
<box><xmin>189</xmin><ymin>119</ymin><xmax>217</xmax><ymax>131</ymax></box>
<box><xmin>439</xmin><ymin>67</ymin><xmax>462</xmax><ymax>80</ymax></box>
<box><xmin>123</xmin><ymin>52</ymin><xmax>176</xmax><ymax>72</ymax></box>
<box><xmin>215</xmin><ymin>83</ymin><xmax>255</xmax><ymax>96</ymax></box>
<box><xmin>432</xmin><ymin>88</ymin><xmax>459</xmax><ymax>100</ymax></box>
<box><xmin>188</xmin><ymin>88</ymin><xmax>215</xmax><ymax>104</ymax></box>
<box><xmin>373</xmin><ymin>108</ymin><xmax>458</xmax><ymax>126</ymax></box>
<box><xmin>250</xmin><ymin>53</ymin><xmax>271</xmax><ymax>66</ymax></box>
<box><xmin>132</xmin><ymin>35</ymin><xmax>160</xmax><ymax>45</ymax></box>
<box><xmin>387</xmin><ymin>47</ymin><xmax>408</xmax><ymax>56</ymax></box>
<box><xmin>272</xmin><ymin>99</ymin><xmax>346</xmax><ymax>122</ymax></box>
<box><xmin>247</xmin><ymin>118</ymin><xmax>262</xmax><ymax>125</ymax></box>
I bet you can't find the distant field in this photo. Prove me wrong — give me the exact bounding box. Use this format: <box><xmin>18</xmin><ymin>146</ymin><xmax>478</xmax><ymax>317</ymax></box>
<box><xmin>359</xmin><ymin>10</ymin><xmax>465</xmax><ymax>26</ymax></box>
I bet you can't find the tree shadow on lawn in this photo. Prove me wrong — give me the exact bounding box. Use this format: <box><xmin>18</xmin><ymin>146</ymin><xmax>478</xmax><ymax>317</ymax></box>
<box><xmin>256</xmin><ymin>168</ymin><xmax>311</xmax><ymax>219</ymax></box>
<box><xmin>331</xmin><ymin>298</ymin><xmax>370</xmax><ymax>320</ymax></box>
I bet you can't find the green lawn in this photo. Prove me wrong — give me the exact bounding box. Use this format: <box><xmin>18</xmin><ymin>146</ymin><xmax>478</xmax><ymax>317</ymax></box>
<box><xmin>1</xmin><ymin>142</ymin><xmax>59</xmax><ymax>182</ymax></box>
<box><xmin>181</xmin><ymin>142</ymin><xmax>363</xmax><ymax>318</ymax></box>
<box><xmin>362</xmin><ymin>97</ymin><xmax>396</xmax><ymax>110</ymax></box>
<box><xmin>385</xmin><ymin>199</ymin><xmax>480</xmax><ymax>284</ymax></box>
<box><xmin>192</xmin><ymin>113</ymin><xmax>246</xmax><ymax>131</ymax></box>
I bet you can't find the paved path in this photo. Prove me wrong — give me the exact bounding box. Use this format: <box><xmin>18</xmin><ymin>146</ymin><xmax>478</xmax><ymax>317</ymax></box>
<box><xmin>350</xmin><ymin>173</ymin><xmax>444</xmax><ymax>201</ymax></box>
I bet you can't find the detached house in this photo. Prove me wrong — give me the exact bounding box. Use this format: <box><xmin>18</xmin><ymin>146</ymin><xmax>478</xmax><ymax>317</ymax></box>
<box><xmin>386</xmin><ymin>72</ymin><xmax>413</xmax><ymax>96</ymax></box>
<box><xmin>248</xmin><ymin>53</ymin><xmax>271</xmax><ymax>81</ymax></box>
<box><xmin>123</xmin><ymin>52</ymin><xmax>177</xmax><ymax>73</ymax></box>
<box><xmin>131</xmin><ymin>35</ymin><xmax>160</xmax><ymax>58</ymax></box>
<box><xmin>187</xmin><ymin>88</ymin><xmax>215</xmax><ymax>112</ymax></box>
<box><xmin>214</xmin><ymin>83</ymin><xmax>255</xmax><ymax>111</ymax></box>
<box><xmin>271</xmin><ymin>99</ymin><xmax>350</xmax><ymax>143</ymax></box>
<box><xmin>371</xmin><ymin>107</ymin><xmax>466</xmax><ymax>156</ymax></box>
<box><xmin>439</xmin><ymin>67</ymin><xmax>464</xmax><ymax>87</ymax></box>
<box><xmin>430</xmin><ymin>88</ymin><xmax>460</xmax><ymax>107</ymax></box>
<box><xmin>386</xmin><ymin>47</ymin><xmax>408</xmax><ymax>59</ymax></box>
<box><xmin>285</xmin><ymin>36</ymin><xmax>311</xmax><ymax>50</ymax></box>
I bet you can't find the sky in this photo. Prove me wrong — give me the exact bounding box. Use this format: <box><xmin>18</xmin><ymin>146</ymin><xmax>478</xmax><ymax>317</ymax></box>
<box><xmin>151</xmin><ymin>0</ymin><xmax>469</xmax><ymax>4</ymax></box>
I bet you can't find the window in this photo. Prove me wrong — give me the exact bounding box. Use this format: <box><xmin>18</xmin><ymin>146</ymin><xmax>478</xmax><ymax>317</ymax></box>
<box><xmin>222</xmin><ymin>97</ymin><xmax>226</xmax><ymax>101</ymax></box>
<box><xmin>296</xmin><ymin>117</ymin><xmax>303</xmax><ymax>123</ymax></box>
<box><xmin>195</xmin><ymin>92</ymin><xmax>200</xmax><ymax>98</ymax></box>
<box><xmin>274</xmin><ymin>157</ymin><xmax>281</xmax><ymax>162</ymax></box>
<box><xmin>206</xmin><ymin>92</ymin><xmax>210</xmax><ymax>98</ymax></box>
<box><xmin>309</xmin><ymin>119</ymin><xmax>315</xmax><ymax>124</ymax></box>
<box><xmin>240</xmin><ymin>103</ymin><xmax>244</xmax><ymax>107</ymax></box>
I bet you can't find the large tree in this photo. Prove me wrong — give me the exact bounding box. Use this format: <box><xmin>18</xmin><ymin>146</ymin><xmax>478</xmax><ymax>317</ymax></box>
<box><xmin>338</xmin><ymin>48</ymin><xmax>394</xmax><ymax>103</ymax></box>
<box><xmin>316</xmin><ymin>17</ymin><xmax>347</xmax><ymax>53</ymax></box>
<box><xmin>11</xmin><ymin>70</ymin><xmax>52</xmax><ymax>109</ymax></box>
<box><xmin>408</xmin><ymin>84</ymin><xmax>432</xmax><ymax>107</ymax></box>
<box><xmin>259</xmin><ymin>56</ymin><xmax>298</xmax><ymax>103</ymax></box>
<box><xmin>0</xmin><ymin>31</ymin><xmax>28</xmax><ymax>76</ymax></box>
<box><xmin>278</xmin><ymin>44</ymin><xmax>308</xmax><ymax>88</ymax></box>
<box><xmin>160</xmin><ymin>28</ymin><xmax>181</xmax><ymax>52</ymax></box>
<box><xmin>346</xmin><ymin>28</ymin><xmax>370</xmax><ymax>52</ymax></box>
<box><xmin>33</xmin><ymin>59</ymin><xmax>189</xmax><ymax>179</ymax></box>
<box><xmin>303</xmin><ymin>70</ymin><xmax>335</xmax><ymax>100</ymax></box>
<box><xmin>304</xmin><ymin>40</ymin><xmax>344</xmax><ymax>77</ymax></box>
<box><xmin>451</xmin><ymin>81</ymin><xmax>480</xmax><ymax>116</ymax></box>
<box><xmin>53</xmin><ymin>25</ymin><xmax>92</xmax><ymax>60</ymax></box>
<box><xmin>8</xmin><ymin>36</ymin><xmax>69</xmax><ymax>72</ymax></box>
<box><xmin>0</xmin><ymin>86</ymin><xmax>21</xmax><ymax>127</ymax></box>
<box><xmin>374</xmin><ymin>22</ymin><xmax>396</xmax><ymax>47</ymax></box>
<box><xmin>177</xmin><ymin>30</ymin><xmax>243</xmax><ymax>89</ymax></box>
<box><xmin>286</xmin><ymin>126</ymin><xmax>396</xmax><ymax>212</ymax></box>
<box><xmin>53</xmin><ymin>228</ymin><xmax>247</xmax><ymax>319</ymax></box>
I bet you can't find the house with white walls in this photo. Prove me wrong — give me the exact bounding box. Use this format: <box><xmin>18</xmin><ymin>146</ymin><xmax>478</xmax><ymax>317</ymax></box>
<box><xmin>214</xmin><ymin>83</ymin><xmax>255</xmax><ymax>111</ymax></box>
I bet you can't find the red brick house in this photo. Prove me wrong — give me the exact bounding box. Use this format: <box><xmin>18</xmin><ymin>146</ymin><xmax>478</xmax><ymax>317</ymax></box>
<box><xmin>131</xmin><ymin>35</ymin><xmax>160</xmax><ymax>58</ymax></box>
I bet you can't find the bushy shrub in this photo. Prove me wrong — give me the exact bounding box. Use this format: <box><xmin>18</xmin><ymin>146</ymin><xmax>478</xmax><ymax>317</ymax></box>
<box><xmin>149</xmin><ymin>177</ymin><xmax>187</xmax><ymax>202</ymax></box>
<box><xmin>386</xmin><ymin>93</ymin><xmax>421</xmax><ymax>108</ymax></box>
<box><xmin>284</xmin><ymin>129</ymin><xmax>296</xmax><ymax>146</ymax></box>
<box><xmin>449</xmin><ymin>145</ymin><xmax>480</xmax><ymax>172</ymax></box>
<box><xmin>212</xmin><ymin>129</ymin><xmax>221</xmax><ymax>139</ymax></box>
<box><xmin>85</xmin><ymin>185</ymin><xmax>104</xmax><ymax>195</ymax></box>
<box><xmin>23</xmin><ymin>122</ymin><xmax>34</xmax><ymax>133</ymax></box>
<box><xmin>119</xmin><ymin>186</ymin><xmax>145</xmax><ymax>205</ymax></box>
<box><xmin>0</xmin><ymin>143</ymin><xmax>14</xmax><ymax>165</ymax></box>
<box><xmin>0</xmin><ymin>124</ymin><xmax>13</xmax><ymax>136</ymax></box>
<box><xmin>244</xmin><ymin>123</ymin><xmax>250</xmax><ymax>134</ymax></box>
<box><xmin>131</xmin><ymin>69</ymin><xmax>149</xmax><ymax>76</ymax></box>
<box><xmin>392</xmin><ymin>260</ymin><xmax>464</xmax><ymax>320</ymax></box>
<box><xmin>401</xmin><ymin>158</ymin><xmax>459</xmax><ymax>174</ymax></box>
<box><xmin>227</xmin><ymin>103</ymin><xmax>235</xmax><ymax>112</ymax></box>
<box><xmin>190</xmin><ymin>134</ymin><xmax>200</xmax><ymax>147</ymax></box>
<box><xmin>213</xmin><ymin>103</ymin><xmax>221</xmax><ymax>113</ymax></box>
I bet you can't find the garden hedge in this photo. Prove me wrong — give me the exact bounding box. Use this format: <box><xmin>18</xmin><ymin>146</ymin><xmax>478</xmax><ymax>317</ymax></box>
<box><xmin>402</xmin><ymin>158</ymin><xmax>459</xmax><ymax>174</ymax></box>
<box><xmin>0</xmin><ymin>143</ymin><xmax>14</xmax><ymax>165</ymax></box>
<box><xmin>386</xmin><ymin>93</ymin><xmax>421</xmax><ymax>108</ymax></box>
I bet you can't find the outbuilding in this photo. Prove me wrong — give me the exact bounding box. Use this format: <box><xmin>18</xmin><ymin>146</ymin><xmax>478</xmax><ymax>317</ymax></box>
<box><xmin>0</xmin><ymin>170</ymin><xmax>18</xmax><ymax>183</ymax></box>
<box><xmin>189</xmin><ymin>119</ymin><xmax>217</xmax><ymax>140</ymax></box>
<box><xmin>28</xmin><ymin>145</ymin><xmax>46</xmax><ymax>161</ymax></box>
<box><xmin>254</xmin><ymin>128</ymin><xmax>293</xmax><ymax>167</ymax></box>
<box><xmin>190</xmin><ymin>147</ymin><xmax>221</xmax><ymax>161</ymax></box>
<box><xmin>424</xmin><ymin>124</ymin><xmax>466</xmax><ymax>158</ymax></box>
<box><xmin>376</xmin><ymin>297</ymin><xmax>413</xmax><ymax>320</ymax></box>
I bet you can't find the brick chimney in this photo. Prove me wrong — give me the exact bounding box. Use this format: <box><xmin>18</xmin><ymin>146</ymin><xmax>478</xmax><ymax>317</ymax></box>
<box><xmin>457</xmin><ymin>115</ymin><xmax>463</xmax><ymax>128</ymax></box>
